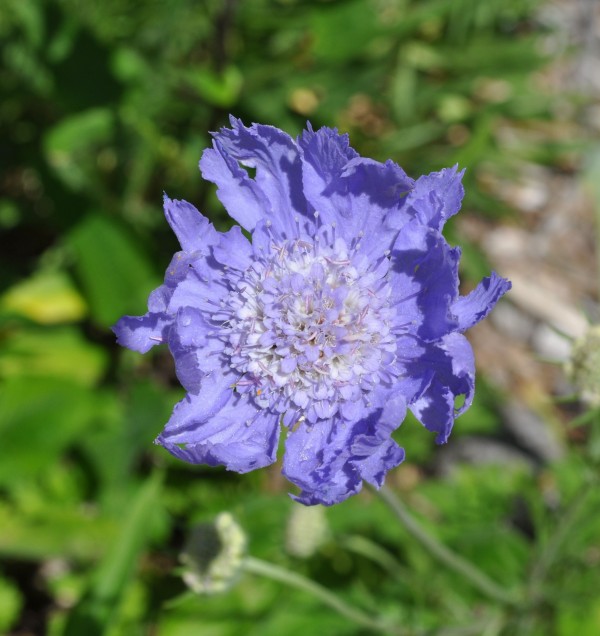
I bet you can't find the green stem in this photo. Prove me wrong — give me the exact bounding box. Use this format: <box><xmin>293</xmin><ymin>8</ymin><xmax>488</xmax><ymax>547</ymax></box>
<box><xmin>340</xmin><ymin>534</ymin><xmax>407</xmax><ymax>580</ymax></box>
<box><xmin>527</xmin><ymin>479</ymin><xmax>594</xmax><ymax>601</ymax></box>
<box><xmin>242</xmin><ymin>556</ymin><xmax>404</xmax><ymax>635</ymax></box>
<box><xmin>372</xmin><ymin>485</ymin><xmax>519</xmax><ymax>607</ymax></box>
<box><xmin>242</xmin><ymin>556</ymin><xmax>493</xmax><ymax>636</ymax></box>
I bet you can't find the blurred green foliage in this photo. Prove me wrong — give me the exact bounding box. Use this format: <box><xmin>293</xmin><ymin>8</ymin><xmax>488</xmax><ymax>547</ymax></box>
<box><xmin>1</xmin><ymin>0</ymin><xmax>598</xmax><ymax>634</ymax></box>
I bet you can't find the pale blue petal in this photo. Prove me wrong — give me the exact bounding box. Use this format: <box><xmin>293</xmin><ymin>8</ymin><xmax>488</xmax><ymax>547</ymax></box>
<box><xmin>112</xmin><ymin>312</ymin><xmax>170</xmax><ymax>353</ymax></box>
<box><xmin>404</xmin><ymin>166</ymin><xmax>465</xmax><ymax>231</ymax></box>
<box><xmin>408</xmin><ymin>333</ymin><xmax>475</xmax><ymax>444</ymax></box>
<box><xmin>390</xmin><ymin>223</ymin><xmax>460</xmax><ymax>341</ymax></box>
<box><xmin>452</xmin><ymin>272</ymin><xmax>511</xmax><ymax>331</ymax></box>
<box><xmin>157</xmin><ymin>377</ymin><xmax>280</xmax><ymax>473</ymax></box>
<box><xmin>163</xmin><ymin>194</ymin><xmax>219</xmax><ymax>253</ymax></box>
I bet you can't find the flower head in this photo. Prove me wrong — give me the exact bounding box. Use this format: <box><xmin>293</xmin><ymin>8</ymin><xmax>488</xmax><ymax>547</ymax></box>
<box><xmin>113</xmin><ymin>117</ymin><xmax>510</xmax><ymax>505</ymax></box>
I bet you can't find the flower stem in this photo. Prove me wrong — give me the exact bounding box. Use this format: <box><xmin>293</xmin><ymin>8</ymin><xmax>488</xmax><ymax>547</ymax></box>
<box><xmin>340</xmin><ymin>534</ymin><xmax>407</xmax><ymax>580</ymax></box>
<box><xmin>242</xmin><ymin>556</ymin><xmax>403</xmax><ymax>634</ymax></box>
<box><xmin>243</xmin><ymin>555</ymin><xmax>500</xmax><ymax>635</ymax></box>
<box><xmin>527</xmin><ymin>478</ymin><xmax>594</xmax><ymax>600</ymax></box>
<box><xmin>372</xmin><ymin>485</ymin><xmax>520</xmax><ymax>607</ymax></box>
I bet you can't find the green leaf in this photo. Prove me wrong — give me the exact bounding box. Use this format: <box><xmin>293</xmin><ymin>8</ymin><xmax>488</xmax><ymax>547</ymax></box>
<box><xmin>310</xmin><ymin>0</ymin><xmax>378</xmax><ymax>63</ymax></box>
<box><xmin>68</xmin><ymin>214</ymin><xmax>158</xmax><ymax>328</ymax></box>
<box><xmin>6</xmin><ymin>0</ymin><xmax>44</xmax><ymax>47</ymax></box>
<box><xmin>0</xmin><ymin>326</ymin><xmax>107</xmax><ymax>385</ymax></box>
<box><xmin>0</xmin><ymin>500</ymin><xmax>118</xmax><ymax>561</ymax></box>
<box><xmin>0</xmin><ymin>270</ymin><xmax>87</xmax><ymax>324</ymax></box>
<box><xmin>184</xmin><ymin>65</ymin><xmax>243</xmax><ymax>108</ymax></box>
<box><xmin>0</xmin><ymin>575</ymin><xmax>22</xmax><ymax>633</ymax></box>
<box><xmin>62</xmin><ymin>471</ymin><xmax>164</xmax><ymax>636</ymax></box>
<box><xmin>0</xmin><ymin>377</ymin><xmax>97</xmax><ymax>485</ymax></box>
<box><xmin>44</xmin><ymin>108</ymin><xmax>114</xmax><ymax>190</ymax></box>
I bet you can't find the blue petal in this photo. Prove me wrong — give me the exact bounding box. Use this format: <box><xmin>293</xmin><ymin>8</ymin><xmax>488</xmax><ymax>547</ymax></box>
<box><xmin>112</xmin><ymin>196</ymin><xmax>223</xmax><ymax>354</ymax></box>
<box><xmin>349</xmin><ymin>387</ymin><xmax>407</xmax><ymax>487</ymax></box>
<box><xmin>283</xmin><ymin>418</ymin><xmax>362</xmax><ymax>506</ymax></box>
<box><xmin>168</xmin><ymin>307</ymin><xmax>226</xmax><ymax>393</ymax></box>
<box><xmin>212</xmin><ymin>225</ymin><xmax>254</xmax><ymax>271</ymax></box>
<box><xmin>299</xmin><ymin>127</ymin><xmax>414</xmax><ymax>256</ymax></box>
<box><xmin>452</xmin><ymin>272</ymin><xmax>511</xmax><ymax>331</ymax></box>
<box><xmin>283</xmin><ymin>387</ymin><xmax>407</xmax><ymax>505</ymax></box>
<box><xmin>407</xmin><ymin>333</ymin><xmax>475</xmax><ymax>444</ymax></box>
<box><xmin>163</xmin><ymin>195</ymin><xmax>219</xmax><ymax>253</ymax></box>
<box><xmin>200</xmin><ymin>117</ymin><xmax>308</xmax><ymax>236</ymax></box>
<box><xmin>167</xmin><ymin>258</ymin><xmax>231</xmax><ymax>314</ymax></box>
<box><xmin>158</xmin><ymin>373</ymin><xmax>233</xmax><ymax>438</ymax></box>
<box><xmin>157</xmin><ymin>376</ymin><xmax>280</xmax><ymax>473</ymax></box>
<box><xmin>405</xmin><ymin>166</ymin><xmax>465</xmax><ymax>231</ymax></box>
<box><xmin>200</xmin><ymin>139</ymin><xmax>270</xmax><ymax>231</ymax></box>
<box><xmin>390</xmin><ymin>223</ymin><xmax>460</xmax><ymax>341</ymax></box>
<box><xmin>298</xmin><ymin>125</ymin><xmax>358</xmax><ymax>207</ymax></box>
<box><xmin>112</xmin><ymin>312</ymin><xmax>170</xmax><ymax>353</ymax></box>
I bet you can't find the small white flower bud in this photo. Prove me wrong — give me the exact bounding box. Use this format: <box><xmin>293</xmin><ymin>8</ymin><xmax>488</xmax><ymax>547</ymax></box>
<box><xmin>285</xmin><ymin>504</ymin><xmax>329</xmax><ymax>558</ymax></box>
<box><xmin>180</xmin><ymin>512</ymin><xmax>247</xmax><ymax>595</ymax></box>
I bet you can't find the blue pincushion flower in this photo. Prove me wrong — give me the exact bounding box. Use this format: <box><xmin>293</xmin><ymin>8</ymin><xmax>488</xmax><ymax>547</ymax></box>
<box><xmin>113</xmin><ymin>117</ymin><xmax>510</xmax><ymax>506</ymax></box>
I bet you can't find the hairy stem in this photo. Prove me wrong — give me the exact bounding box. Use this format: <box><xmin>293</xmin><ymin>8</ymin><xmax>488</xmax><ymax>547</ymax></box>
<box><xmin>242</xmin><ymin>556</ymin><xmax>405</xmax><ymax>634</ymax></box>
<box><xmin>527</xmin><ymin>478</ymin><xmax>594</xmax><ymax>600</ymax></box>
<box><xmin>372</xmin><ymin>485</ymin><xmax>519</xmax><ymax>607</ymax></box>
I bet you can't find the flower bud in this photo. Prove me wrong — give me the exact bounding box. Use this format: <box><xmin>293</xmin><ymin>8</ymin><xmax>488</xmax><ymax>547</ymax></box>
<box><xmin>285</xmin><ymin>504</ymin><xmax>329</xmax><ymax>558</ymax></box>
<box><xmin>180</xmin><ymin>512</ymin><xmax>246</xmax><ymax>594</ymax></box>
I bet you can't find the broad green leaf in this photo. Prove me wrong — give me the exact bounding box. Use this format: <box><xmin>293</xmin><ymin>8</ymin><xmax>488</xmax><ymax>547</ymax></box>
<box><xmin>110</xmin><ymin>47</ymin><xmax>150</xmax><ymax>83</ymax></box>
<box><xmin>0</xmin><ymin>326</ymin><xmax>106</xmax><ymax>385</ymax></box>
<box><xmin>0</xmin><ymin>377</ymin><xmax>96</xmax><ymax>484</ymax></box>
<box><xmin>0</xmin><ymin>270</ymin><xmax>87</xmax><ymax>324</ymax></box>
<box><xmin>0</xmin><ymin>575</ymin><xmax>22</xmax><ymax>633</ymax></box>
<box><xmin>558</xmin><ymin>602</ymin><xmax>600</xmax><ymax>636</ymax></box>
<box><xmin>68</xmin><ymin>214</ymin><xmax>158</xmax><ymax>328</ymax></box>
<box><xmin>0</xmin><ymin>501</ymin><xmax>118</xmax><ymax>561</ymax></box>
<box><xmin>184</xmin><ymin>66</ymin><xmax>243</xmax><ymax>108</ymax></box>
<box><xmin>310</xmin><ymin>0</ymin><xmax>378</xmax><ymax>63</ymax></box>
<box><xmin>62</xmin><ymin>471</ymin><xmax>164</xmax><ymax>636</ymax></box>
<box><xmin>44</xmin><ymin>108</ymin><xmax>114</xmax><ymax>190</ymax></box>
<box><xmin>5</xmin><ymin>0</ymin><xmax>44</xmax><ymax>47</ymax></box>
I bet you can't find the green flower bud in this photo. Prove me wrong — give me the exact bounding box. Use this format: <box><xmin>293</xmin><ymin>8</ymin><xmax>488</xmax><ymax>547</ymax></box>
<box><xmin>180</xmin><ymin>512</ymin><xmax>247</xmax><ymax>594</ymax></box>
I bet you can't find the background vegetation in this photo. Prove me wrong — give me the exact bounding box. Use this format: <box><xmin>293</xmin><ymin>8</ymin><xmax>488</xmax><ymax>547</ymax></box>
<box><xmin>1</xmin><ymin>0</ymin><xmax>599</xmax><ymax>634</ymax></box>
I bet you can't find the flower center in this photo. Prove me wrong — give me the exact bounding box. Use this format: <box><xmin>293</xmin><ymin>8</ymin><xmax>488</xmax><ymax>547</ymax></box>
<box><xmin>224</xmin><ymin>236</ymin><xmax>396</xmax><ymax>422</ymax></box>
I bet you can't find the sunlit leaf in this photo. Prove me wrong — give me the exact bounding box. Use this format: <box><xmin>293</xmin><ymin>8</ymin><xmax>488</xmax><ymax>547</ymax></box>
<box><xmin>0</xmin><ymin>270</ymin><xmax>87</xmax><ymax>324</ymax></box>
<box><xmin>0</xmin><ymin>377</ymin><xmax>97</xmax><ymax>485</ymax></box>
<box><xmin>0</xmin><ymin>575</ymin><xmax>22</xmax><ymax>633</ymax></box>
<box><xmin>0</xmin><ymin>326</ymin><xmax>106</xmax><ymax>385</ymax></box>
